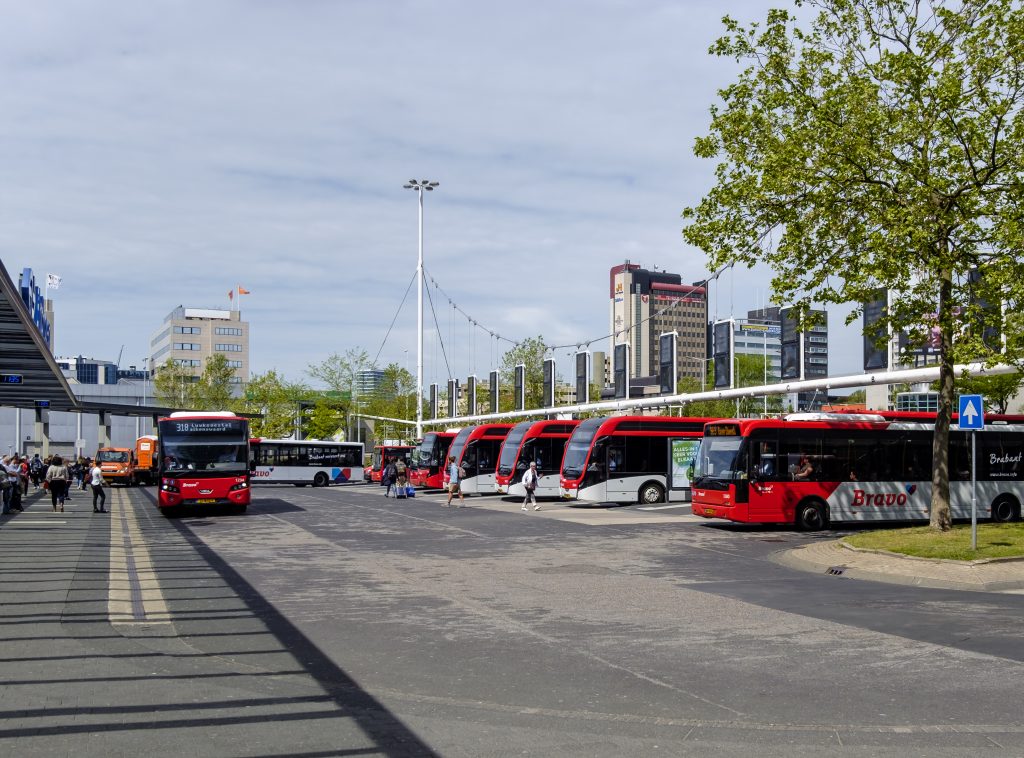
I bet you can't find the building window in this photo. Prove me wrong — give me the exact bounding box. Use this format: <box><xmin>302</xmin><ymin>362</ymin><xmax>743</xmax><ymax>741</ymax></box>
<box><xmin>174</xmin><ymin>359</ymin><xmax>202</xmax><ymax>367</ymax></box>
<box><xmin>174</xmin><ymin>326</ymin><xmax>202</xmax><ymax>335</ymax></box>
<box><xmin>226</xmin><ymin>360</ymin><xmax>243</xmax><ymax>368</ymax></box>
<box><xmin>77</xmin><ymin>363</ymin><xmax>99</xmax><ymax>384</ymax></box>
<box><xmin>151</xmin><ymin>326</ymin><xmax>171</xmax><ymax>346</ymax></box>
<box><xmin>215</xmin><ymin>343</ymin><xmax>243</xmax><ymax>352</ymax></box>
<box><xmin>215</xmin><ymin>327</ymin><xmax>243</xmax><ymax>336</ymax></box>
<box><xmin>173</xmin><ymin>343</ymin><xmax>201</xmax><ymax>351</ymax></box>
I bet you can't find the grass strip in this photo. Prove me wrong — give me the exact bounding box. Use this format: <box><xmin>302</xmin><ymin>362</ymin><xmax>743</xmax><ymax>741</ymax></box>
<box><xmin>842</xmin><ymin>523</ymin><xmax>1024</xmax><ymax>561</ymax></box>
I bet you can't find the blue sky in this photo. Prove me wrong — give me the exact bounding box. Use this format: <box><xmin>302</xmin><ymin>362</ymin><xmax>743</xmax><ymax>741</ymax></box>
<box><xmin>0</xmin><ymin>0</ymin><xmax>864</xmax><ymax>386</ymax></box>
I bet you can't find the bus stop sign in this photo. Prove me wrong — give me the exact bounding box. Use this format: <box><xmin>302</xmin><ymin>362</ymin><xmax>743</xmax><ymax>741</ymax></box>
<box><xmin>958</xmin><ymin>395</ymin><xmax>984</xmax><ymax>430</ymax></box>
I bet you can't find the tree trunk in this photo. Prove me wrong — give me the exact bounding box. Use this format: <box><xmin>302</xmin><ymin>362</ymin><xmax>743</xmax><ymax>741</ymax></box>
<box><xmin>929</xmin><ymin>270</ymin><xmax>954</xmax><ymax>531</ymax></box>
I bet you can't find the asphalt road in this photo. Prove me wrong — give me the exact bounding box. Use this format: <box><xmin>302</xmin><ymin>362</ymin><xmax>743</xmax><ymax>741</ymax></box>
<box><xmin>2</xmin><ymin>483</ymin><xmax>1023</xmax><ymax>757</ymax></box>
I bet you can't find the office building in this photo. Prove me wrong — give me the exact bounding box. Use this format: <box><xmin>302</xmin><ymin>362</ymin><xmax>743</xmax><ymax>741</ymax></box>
<box><xmin>56</xmin><ymin>355</ymin><xmax>119</xmax><ymax>385</ymax></box>
<box><xmin>150</xmin><ymin>306</ymin><xmax>250</xmax><ymax>384</ymax></box>
<box><xmin>746</xmin><ymin>306</ymin><xmax>829</xmax><ymax>410</ymax></box>
<box><xmin>609</xmin><ymin>263</ymin><xmax>707</xmax><ymax>387</ymax></box>
<box><xmin>356</xmin><ymin>369</ymin><xmax>387</xmax><ymax>397</ymax></box>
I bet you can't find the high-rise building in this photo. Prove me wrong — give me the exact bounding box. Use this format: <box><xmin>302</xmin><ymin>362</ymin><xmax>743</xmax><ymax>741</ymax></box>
<box><xmin>746</xmin><ymin>306</ymin><xmax>829</xmax><ymax>410</ymax></box>
<box><xmin>356</xmin><ymin>369</ymin><xmax>386</xmax><ymax>397</ymax></box>
<box><xmin>609</xmin><ymin>263</ymin><xmax>707</xmax><ymax>386</ymax></box>
<box><xmin>150</xmin><ymin>306</ymin><xmax>250</xmax><ymax>384</ymax></box>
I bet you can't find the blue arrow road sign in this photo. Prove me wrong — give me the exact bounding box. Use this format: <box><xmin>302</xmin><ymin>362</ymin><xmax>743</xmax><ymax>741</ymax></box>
<box><xmin>958</xmin><ymin>395</ymin><xmax>985</xmax><ymax>429</ymax></box>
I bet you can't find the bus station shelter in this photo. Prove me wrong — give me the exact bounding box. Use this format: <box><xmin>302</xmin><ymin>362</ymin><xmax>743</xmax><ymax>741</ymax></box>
<box><xmin>0</xmin><ymin>260</ymin><xmax>178</xmax><ymax>456</ymax></box>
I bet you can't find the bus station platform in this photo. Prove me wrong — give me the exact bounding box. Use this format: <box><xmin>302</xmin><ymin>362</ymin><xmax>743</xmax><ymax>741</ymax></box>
<box><xmin>776</xmin><ymin>539</ymin><xmax>1024</xmax><ymax>593</ymax></box>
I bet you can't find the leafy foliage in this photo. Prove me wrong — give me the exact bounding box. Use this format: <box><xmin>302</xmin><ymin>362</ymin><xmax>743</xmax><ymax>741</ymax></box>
<box><xmin>683</xmin><ymin>0</ymin><xmax>1024</xmax><ymax>529</ymax></box>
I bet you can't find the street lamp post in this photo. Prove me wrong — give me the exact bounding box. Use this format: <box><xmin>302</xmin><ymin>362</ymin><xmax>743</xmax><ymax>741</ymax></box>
<box><xmin>403</xmin><ymin>179</ymin><xmax>439</xmax><ymax>439</ymax></box>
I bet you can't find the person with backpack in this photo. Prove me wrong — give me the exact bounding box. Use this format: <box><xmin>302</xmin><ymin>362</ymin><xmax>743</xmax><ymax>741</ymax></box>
<box><xmin>521</xmin><ymin>461</ymin><xmax>541</xmax><ymax>512</ymax></box>
<box><xmin>382</xmin><ymin>457</ymin><xmax>398</xmax><ymax>498</ymax></box>
<box><xmin>445</xmin><ymin>455</ymin><xmax>464</xmax><ymax>508</ymax></box>
<box><xmin>29</xmin><ymin>454</ymin><xmax>43</xmax><ymax>489</ymax></box>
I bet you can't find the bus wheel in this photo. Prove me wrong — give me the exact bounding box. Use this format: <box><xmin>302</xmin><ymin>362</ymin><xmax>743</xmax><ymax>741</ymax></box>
<box><xmin>313</xmin><ymin>472</ymin><xmax>329</xmax><ymax>487</ymax></box>
<box><xmin>638</xmin><ymin>482</ymin><xmax>665</xmax><ymax>505</ymax></box>
<box><xmin>796</xmin><ymin>500</ymin><xmax>828</xmax><ymax>531</ymax></box>
<box><xmin>991</xmin><ymin>496</ymin><xmax>1020</xmax><ymax>523</ymax></box>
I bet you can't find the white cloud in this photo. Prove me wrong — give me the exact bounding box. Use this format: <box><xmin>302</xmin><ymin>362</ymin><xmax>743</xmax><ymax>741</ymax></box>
<box><xmin>0</xmin><ymin>0</ymin><xmax>866</xmax><ymax>389</ymax></box>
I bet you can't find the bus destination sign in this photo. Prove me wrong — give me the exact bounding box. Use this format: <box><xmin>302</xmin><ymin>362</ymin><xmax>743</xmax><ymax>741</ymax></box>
<box><xmin>706</xmin><ymin>424</ymin><xmax>740</xmax><ymax>437</ymax></box>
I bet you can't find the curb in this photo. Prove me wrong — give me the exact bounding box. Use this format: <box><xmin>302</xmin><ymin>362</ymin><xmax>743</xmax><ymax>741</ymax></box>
<box><xmin>838</xmin><ymin>541</ymin><xmax>1024</xmax><ymax>566</ymax></box>
<box><xmin>772</xmin><ymin>542</ymin><xmax>1024</xmax><ymax>594</ymax></box>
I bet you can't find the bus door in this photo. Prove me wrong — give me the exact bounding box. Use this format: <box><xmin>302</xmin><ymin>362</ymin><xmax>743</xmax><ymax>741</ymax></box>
<box><xmin>748</xmin><ymin>436</ymin><xmax>780</xmax><ymax>521</ymax></box>
<box><xmin>667</xmin><ymin>437</ymin><xmax>701</xmax><ymax>502</ymax></box>
<box><xmin>605</xmin><ymin>439</ymin><xmax>629</xmax><ymax>501</ymax></box>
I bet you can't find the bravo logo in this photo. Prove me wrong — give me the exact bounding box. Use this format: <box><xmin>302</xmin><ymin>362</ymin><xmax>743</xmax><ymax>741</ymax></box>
<box><xmin>852</xmin><ymin>489</ymin><xmax>909</xmax><ymax>507</ymax></box>
<box><xmin>254</xmin><ymin>467</ymin><xmax>275</xmax><ymax>478</ymax></box>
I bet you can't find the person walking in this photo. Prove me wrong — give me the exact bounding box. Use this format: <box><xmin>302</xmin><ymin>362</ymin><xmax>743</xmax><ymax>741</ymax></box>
<box><xmin>445</xmin><ymin>455</ymin><xmax>465</xmax><ymax>508</ymax></box>
<box><xmin>45</xmin><ymin>455</ymin><xmax>70</xmax><ymax>512</ymax></box>
<box><xmin>29</xmin><ymin>454</ymin><xmax>43</xmax><ymax>490</ymax></box>
<box><xmin>382</xmin><ymin>457</ymin><xmax>398</xmax><ymax>498</ymax></box>
<box><xmin>394</xmin><ymin>456</ymin><xmax>408</xmax><ymax>498</ymax></box>
<box><xmin>90</xmin><ymin>459</ymin><xmax>107</xmax><ymax>513</ymax></box>
<box><xmin>521</xmin><ymin>461</ymin><xmax>541</xmax><ymax>511</ymax></box>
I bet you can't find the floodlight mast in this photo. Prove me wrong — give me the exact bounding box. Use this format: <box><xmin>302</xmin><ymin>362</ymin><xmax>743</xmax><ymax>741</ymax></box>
<box><xmin>403</xmin><ymin>179</ymin><xmax>439</xmax><ymax>439</ymax></box>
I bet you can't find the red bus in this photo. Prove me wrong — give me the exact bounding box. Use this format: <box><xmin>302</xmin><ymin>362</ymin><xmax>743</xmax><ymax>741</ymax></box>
<box><xmin>366</xmin><ymin>444</ymin><xmax>415</xmax><ymax>483</ymax></box>
<box><xmin>560</xmin><ymin>415</ymin><xmax>715</xmax><ymax>505</ymax></box>
<box><xmin>691</xmin><ymin>413</ymin><xmax>1024</xmax><ymax>530</ymax></box>
<box><xmin>444</xmin><ymin>424</ymin><xmax>513</xmax><ymax>495</ymax></box>
<box><xmin>157</xmin><ymin>411</ymin><xmax>251</xmax><ymax>514</ymax></box>
<box><xmin>409</xmin><ymin>431</ymin><xmax>458</xmax><ymax>489</ymax></box>
<box><xmin>496</xmin><ymin>419</ymin><xmax>579</xmax><ymax>498</ymax></box>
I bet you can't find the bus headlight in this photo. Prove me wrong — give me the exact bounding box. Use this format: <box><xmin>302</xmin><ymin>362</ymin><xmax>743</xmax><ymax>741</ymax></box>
<box><xmin>229</xmin><ymin>482</ymin><xmax>249</xmax><ymax>491</ymax></box>
<box><xmin>161</xmin><ymin>480</ymin><xmax>180</xmax><ymax>493</ymax></box>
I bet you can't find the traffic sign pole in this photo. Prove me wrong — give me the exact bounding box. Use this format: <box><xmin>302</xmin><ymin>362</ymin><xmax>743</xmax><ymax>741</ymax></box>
<box><xmin>958</xmin><ymin>394</ymin><xmax>984</xmax><ymax>552</ymax></box>
<box><xmin>971</xmin><ymin>431</ymin><xmax>977</xmax><ymax>551</ymax></box>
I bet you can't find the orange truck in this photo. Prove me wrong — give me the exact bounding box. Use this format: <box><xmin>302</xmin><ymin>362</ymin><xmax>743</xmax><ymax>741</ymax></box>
<box><xmin>95</xmin><ymin>447</ymin><xmax>136</xmax><ymax>486</ymax></box>
<box><xmin>134</xmin><ymin>435</ymin><xmax>159</xmax><ymax>485</ymax></box>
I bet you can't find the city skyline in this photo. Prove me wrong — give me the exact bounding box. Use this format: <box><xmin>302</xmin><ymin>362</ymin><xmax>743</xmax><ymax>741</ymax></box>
<box><xmin>2</xmin><ymin>1</ymin><xmax>868</xmax><ymax>388</ymax></box>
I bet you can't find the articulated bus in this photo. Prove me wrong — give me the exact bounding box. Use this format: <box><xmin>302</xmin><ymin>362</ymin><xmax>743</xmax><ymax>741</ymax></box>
<box><xmin>366</xmin><ymin>444</ymin><xmax>415</xmax><ymax>483</ymax></box>
<box><xmin>409</xmin><ymin>431</ymin><xmax>458</xmax><ymax>489</ymax></box>
<box><xmin>251</xmin><ymin>439</ymin><xmax>363</xmax><ymax>487</ymax></box>
<box><xmin>691</xmin><ymin>413</ymin><xmax>1024</xmax><ymax>530</ymax></box>
<box><xmin>496</xmin><ymin>419</ymin><xmax>579</xmax><ymax>498</ymax></box>
<box><xmin>560</xmin><ymin>416</ymin><xmax>715</xmax><ymax>505</ymax></box>
<box><xmin>157</xmin><ymin>411</ymin><xmax>251</xmax><ymax>514</ymax></box>
<box><xmin>444</xmin><ymin>424</ymin><xmax>513</xmax><ymax>495</ymax></box>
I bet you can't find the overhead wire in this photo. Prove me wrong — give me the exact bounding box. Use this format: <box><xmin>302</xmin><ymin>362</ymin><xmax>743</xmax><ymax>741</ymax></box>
<box><xmin>371</xmin><ymin>271</ymin><xmax>418</xmax><ymax>367</ymax></box>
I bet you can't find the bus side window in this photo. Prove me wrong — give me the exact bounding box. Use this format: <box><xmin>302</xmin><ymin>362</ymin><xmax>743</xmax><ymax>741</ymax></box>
<box><xmin>751</xmin><ymin>438</ymin><xmax>778</xmax><ymax>480</ymax></box>
<box><xmin>607</xmin><ymin>444</ymin><xmax>625</xmax><ymax>473</ymax></box>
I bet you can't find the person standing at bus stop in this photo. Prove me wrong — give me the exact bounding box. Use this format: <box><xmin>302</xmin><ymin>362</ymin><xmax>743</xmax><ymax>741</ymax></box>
<box><xmin>521</xmin><ymin>461</ymin><xmax>540</xmax><ymax>512</ymax></box>
<box><xmin>445</xmin><ymin>455</ymin><xmax>464</xmax><ymax>508</ymax></box>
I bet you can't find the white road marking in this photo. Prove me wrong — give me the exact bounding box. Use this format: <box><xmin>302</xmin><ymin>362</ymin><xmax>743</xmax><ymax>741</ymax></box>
<box><xmin>638</xmin><ymin>504</ymin><xmax>692</xmax><ymax>511</ymax></box>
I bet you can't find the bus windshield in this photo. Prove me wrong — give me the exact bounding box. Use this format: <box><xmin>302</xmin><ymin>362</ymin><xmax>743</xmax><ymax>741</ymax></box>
<box><xmin>446</xmin><ymin>428</ymin><xmax>473</xmax><ymax>464</ymax></box>
<box><xmin>158</xmin><ymin>418</ymin><xmax>249</xmax><ymax>478</ymax></box>
<box><xmin>498</xmin><ymin>422</ymin><xmax>532</xmax><ymax>475</ymax></box>
<box><xmin>692</xmin><ymin>435</ymin><xmax>746</xmax><ymax>483</ymax></box>
<box><xmin>560</xmin><ymin>418</ymin><xmax>604</xmax><ymax>478</ymax></box>
<box><xmin>415</xmin><ymin>434</ymin><xmax>440</xmax><ymax>467</ymax></box>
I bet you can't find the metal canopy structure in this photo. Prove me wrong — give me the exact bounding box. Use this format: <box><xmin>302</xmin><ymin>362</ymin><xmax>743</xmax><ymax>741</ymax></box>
<box><xmin>0</xmin><ymin>259</ymin><xmax>79</xmax><ymax>412</ymax></box>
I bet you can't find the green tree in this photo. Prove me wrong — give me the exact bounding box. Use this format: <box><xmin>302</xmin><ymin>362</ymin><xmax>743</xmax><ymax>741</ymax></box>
<box><xmin>676</xmin><ymin>355</ymin><xmax>784</xmax><ymax>417</ymax></box>
<box><xmin>949</xmin><ymin>372</ymin><xmax>1023</xmax><ymax>414</ymax></box>
<box><xmin>239</xmin><ymin>370</ymin><xmax>308</xmax><ymax>438</ymax></box>
<box><xmin>193</xmin><ymin>354</ymin><xmax>236</xmax><ymax>411</ymax></box>
<box><xmin>308</xmin><ymin>348</ymin><xmax>371</xmax><ymax>435</ymax></box>
<box><xmin>304</xmin><ymin>397</ymin><xmax>346</xmax><ymax>440</ymax></box>
<box><xmin>844</xmin><ymin>389</ymin><xmax>867</xmax><ymax>405</ymax></box>
<box><xmin>153</xmin><ymin>359</ymin><xmax>197</xmax><ymax>408</ymax></box>
<box><xmin>363</xmin><ymin>364</ymin><xmax>417</xmax><ymax>421</ymax></box>
<box><xmin>683</xmin><ymin>0</ymin><xmax>1024</xmax><ymax>530</ymax></box>
<box><xmin>500</xmin><ymin>336</ymin><xmax>548</xmax><ymax>410</ymax></box>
